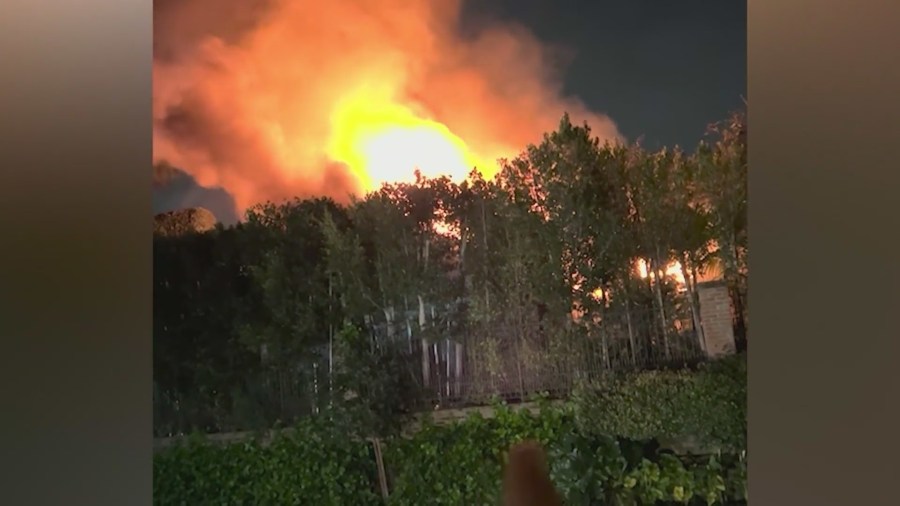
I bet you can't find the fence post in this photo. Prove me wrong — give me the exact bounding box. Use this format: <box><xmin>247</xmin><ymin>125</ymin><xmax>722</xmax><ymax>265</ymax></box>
<box><xmin>369</xmin><ymin>437</ymin><xmax>390</xmax><ymax>500</ymax></box>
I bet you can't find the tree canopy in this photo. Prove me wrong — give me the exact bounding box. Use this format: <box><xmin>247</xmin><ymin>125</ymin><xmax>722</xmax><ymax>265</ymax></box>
<box><xmin>153</xmin><ymin>110</ymin><xmax>747</xmax><ymax>436</ymax></box>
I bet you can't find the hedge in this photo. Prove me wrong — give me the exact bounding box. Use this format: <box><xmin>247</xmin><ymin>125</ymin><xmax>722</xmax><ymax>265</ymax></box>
<box><xmin>155</xmin><ymin>400</ymin><xmax>747</xmax><ymax>505</ymax></box>
<box><xmin>571</xmin><ymin>354</ymin><xmax>747</xmax><ymax>453</ymax></box>
<box><xmin>153</xmin><ymin>415</ymin><xmax>382</xmax><ymax>506</ymax></box>
<box><xmin>385</xmin><ymin>403</ymin><xmax>746</xmax><ymax>505</ymax></box>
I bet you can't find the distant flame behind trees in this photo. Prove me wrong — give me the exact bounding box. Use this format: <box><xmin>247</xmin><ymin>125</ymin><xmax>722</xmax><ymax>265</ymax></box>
<box><xmin>152</xmin><ymin>109</ymin><xmax>746</xmax><ymax>434</ymax></box>
<box><xmin>317</xmin><ymin>111</ymin><xmax>746</xmax><ymax>355</ymax></box>
<box><xmin>153</xmin><ymin>0</ymin><xmax>620</xmax><ymax>214</ymax></box>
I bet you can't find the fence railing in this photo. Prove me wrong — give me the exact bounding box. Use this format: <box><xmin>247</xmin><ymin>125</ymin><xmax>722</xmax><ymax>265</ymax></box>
<box><xmin>401</xmin><ymin>307</ymin><xmax>705</xmax><ymax>408</ymax></box>
<box><xmin>153</xmin><ymin>305</ymin><xmax>707</xmax><ymax>436</ymax></box>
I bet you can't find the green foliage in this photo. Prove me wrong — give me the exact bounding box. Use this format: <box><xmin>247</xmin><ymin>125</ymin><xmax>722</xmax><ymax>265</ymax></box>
<box><xmin>154</xmin><ymin>415</ymin><xmax>381</xmax><ymax>506</ymax></box>
<box><xmin>153</xmin><ymin>109</ymin><xmax>749</xmax><ymax>439</ymax></box>
<box><xmin>238</xmin><ymin>197</ymin><xmax>347</xmax><ymax>364</ymax></box>
<box><xmin>153</xmin><ymin>225</ymin><xmax>272</xmax><ymax>435</ymax></box>
<box><xmin>384</xmin><ymin>404</ymin><xmax>568</xmax><ymax>506</ymax></box>
<box><xmin>572</xmin><ymin>354</ymin><xmax>746</xmax><ymax>453</ymax></box>
<box><xmin>331</xmin><ymin>323</ymin><xmax>426</xmax><ymax>436</ymax></box>
<box><xmin>548</xmin><ymin>430</ymin><xmax>740</xmax><ymax>505</ymax></box>
<box><xmin>155</xmin><ymin>402</ymin><xmax>746</xmax><ymax>505</ymax></box>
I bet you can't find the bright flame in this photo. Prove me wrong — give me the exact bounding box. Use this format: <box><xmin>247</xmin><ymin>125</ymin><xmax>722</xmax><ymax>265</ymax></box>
<box><xmin>432</xmin><ymin>219</ymin><xmax>456</xmax><ymax>237</ymax></box>
<box><xmin>328</xmin><ymin>90</ymin><xmax>494</xmax><ymax>190</ymax></box>
<box><xmin>636</xmin><ymin>259</ymin><xmax>686</xmax><ymax>286</ymax></box>
<box><xmin>152</xmin><ymin>0</ymin><xmax>621</xmax><ymax>213</ymax></box>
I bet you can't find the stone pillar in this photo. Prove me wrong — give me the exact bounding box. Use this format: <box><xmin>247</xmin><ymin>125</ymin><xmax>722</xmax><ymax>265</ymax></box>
<box><xmin>696</xmin><ymin>280</ymin><xmax>737</xmax><ymax>358</ymax></box>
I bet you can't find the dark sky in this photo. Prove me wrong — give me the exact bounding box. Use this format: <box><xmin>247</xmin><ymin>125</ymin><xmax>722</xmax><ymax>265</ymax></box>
<box><xmin>460</xmin><ymin>0</ymin><xmax>747</xmax><ymax>150</ymax></box>
<box><xmin>153</xmin><ymin>0</ymin><xmax>746</xmax><ymax>223</ymax></box>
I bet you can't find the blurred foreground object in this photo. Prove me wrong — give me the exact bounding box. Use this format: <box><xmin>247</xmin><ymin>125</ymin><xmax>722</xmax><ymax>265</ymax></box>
<box><xmin>502</xmin><ymin>441</ymin><xmax>562</xmax><ymax>506</ymax></box>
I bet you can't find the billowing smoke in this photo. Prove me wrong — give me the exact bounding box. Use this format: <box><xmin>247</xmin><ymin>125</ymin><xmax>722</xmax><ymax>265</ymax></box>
<box><xmin>153</xmin><ymin>0</ymin><xmax>620</xmax><ymax>215</ymax></box>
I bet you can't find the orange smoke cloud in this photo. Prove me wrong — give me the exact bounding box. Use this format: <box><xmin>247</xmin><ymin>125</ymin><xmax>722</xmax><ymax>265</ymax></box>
<box><xmin>153</xmin><ymin>0</ymin><xmax>621</xmax><ymax>214</ymax></box>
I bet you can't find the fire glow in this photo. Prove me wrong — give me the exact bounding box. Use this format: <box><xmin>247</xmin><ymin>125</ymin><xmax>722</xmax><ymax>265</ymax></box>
<box><xmin>636</xmin><ymin>259</ymin><xmax>687</xmax><ymax>285</ymax></box>
<box><xmin>153</xmin><ymin>0</ymin><xmax>620</xmax><ymax>213</ymax></box>
<box><xmin>327</xmin><ymin>91</ymin><xmax>493</xmax><ymax>190</ymax></box>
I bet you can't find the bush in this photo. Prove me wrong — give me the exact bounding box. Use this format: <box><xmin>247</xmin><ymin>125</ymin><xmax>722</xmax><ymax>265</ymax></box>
<box><xmin>385</xmin><ymin>402</ymin><xmax>745</xmax><ymax>505</ymax></box>
<box><xmin>155</xmin><ymin>386</ymin><xmax>747</xmax><ymax>505</ymax></box>
<box><xmin>549</xmin><ymin>429</ymin><xmax>747</xmax><ymax>505</ymax></box>
<box><xmin>153</xmin><ymin>414</ymin><xmax>382</xmax><ymax>506</ymax></box>
<box><xmin>331</xmin><ymin>323</ymin><xmax>427</xmax><ymax>437</ymax></box>
<box><xmin>571</xmin><ymin>354</ymin><xmax>746</xmax><ymax>453</ymax></box>
<box><xmin>384</xmin><ymin>401</ymin><xmax>569</xmax><ymax>505</ymax></box>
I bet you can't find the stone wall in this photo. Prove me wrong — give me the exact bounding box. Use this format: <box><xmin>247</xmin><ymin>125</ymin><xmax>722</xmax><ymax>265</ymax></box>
<box><xmin>696</xmin><ymin>280</ymin><xmax>737</xmax><ymax>358</ymax></box>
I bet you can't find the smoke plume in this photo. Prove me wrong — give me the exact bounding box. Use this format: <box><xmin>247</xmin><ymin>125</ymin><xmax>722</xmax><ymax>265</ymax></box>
<box><xmin>153</xmin><ymin>0</ymin><xmax>620</xmax><ymax>215</ymax></box>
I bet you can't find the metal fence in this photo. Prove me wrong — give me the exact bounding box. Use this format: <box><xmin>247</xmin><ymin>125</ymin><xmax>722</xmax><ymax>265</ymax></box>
<box><xmin>154</xmin><ymin>302</ymin><xmax>708</xmax><ymax>436</ymax></box>
<box><xmin>387</xmin><ymin>305</ymin><xmax>706</xmax><ymax>408</ymax></box>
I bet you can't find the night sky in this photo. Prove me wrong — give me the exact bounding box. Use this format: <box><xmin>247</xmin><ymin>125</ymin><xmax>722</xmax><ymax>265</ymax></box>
<box><xmin>153</xmin><ymin>0</ymin><xmax>747</xmax><ymax>224</ymax></box>
<box><xmin>461</xmin><ymin>0</ymin><xmax>747</xmax><ymax>150</ymax></box>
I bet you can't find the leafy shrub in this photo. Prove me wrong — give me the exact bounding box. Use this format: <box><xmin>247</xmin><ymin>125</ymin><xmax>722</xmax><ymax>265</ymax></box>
<box><xmin>571</xmin><ymin>354</ymin><xmax>746</xmax><ymax>453</ymax></box>
<box><xmin>385</xmin><ymin>402</ymin><xmax>745</xmax><ymax>505</ymax></box>
<box><xmin>331</xmin><ymin>323</ymin><xmax>426</xmax><ymax>437</ymax></box>
<box><xmin>384</xmin><ymin>401</ymin><xmax>569</xmax><ymax>505</ymax></box>
<box><xmin>153</xmin><ymin>414</ymin><xmax>381</xmax><ymax>506</ymax></box>
<box><xmin>155</xmin><ymin>394</ymin><xmax>747</xmax><ymax>505</ymax></box>
<box><xmin>547</xmin><ymin>430</ymin><xmax>743</xmax><ymax>505</ymax></box>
